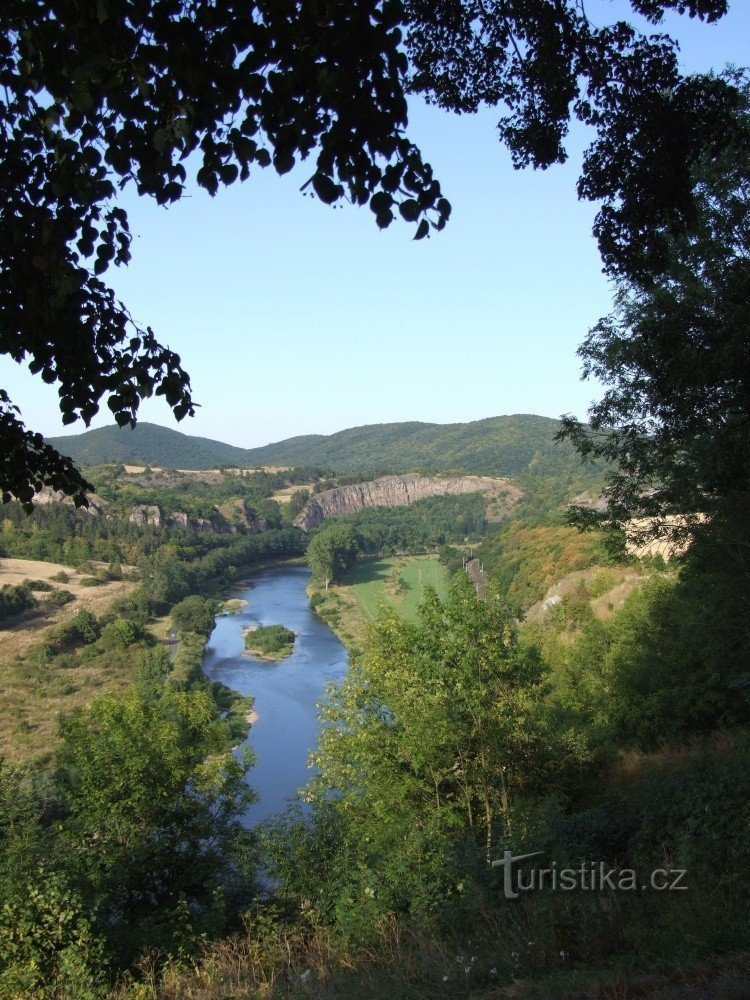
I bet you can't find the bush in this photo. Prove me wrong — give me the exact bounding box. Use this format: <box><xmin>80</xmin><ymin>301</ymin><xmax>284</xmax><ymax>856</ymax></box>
<box><xmin>21</xmin><ymin>578</ymin><xmax>53</xmax><ymax>592</ymax></box>
<box><xmin>171</xmin><ymin>595</ymin><xmax>216</xmax><ymax>637</ymax></box>
<box><xmin>99</xmin><ymin>619</ymin><xmax>138</xmax><ymax>650</ymax></box>
<box><xmin>46</xmin><ymin>589</ymin><xmax>75</xmax><ymax>608</ymax></box>
<box><xmin>0</xmin><ymin>583</ymin><xmax>36</xmax><ymax>623</ymax></box>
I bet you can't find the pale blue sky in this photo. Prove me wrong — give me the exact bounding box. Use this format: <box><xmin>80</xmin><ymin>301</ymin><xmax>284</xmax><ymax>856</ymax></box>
<box><xmin>4</xmin><ymin>2</ymin><xmax>749</xmax><ymax>449</ymax></box>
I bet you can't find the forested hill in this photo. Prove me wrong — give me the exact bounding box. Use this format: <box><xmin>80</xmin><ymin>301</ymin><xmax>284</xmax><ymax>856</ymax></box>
<box><xmin>48</xmin><ymin>414</ymin><xmax>596</xmax><ymax>479</ymax></box>
<box><xmin>48</xmin><ymin>422</ymin><xmax>251</xmax><ymax>470</ymax></box>
<box><xmin>243</xmin><ymin>414</ymin><xmax>590</xmax><ymax>477</ymax></box>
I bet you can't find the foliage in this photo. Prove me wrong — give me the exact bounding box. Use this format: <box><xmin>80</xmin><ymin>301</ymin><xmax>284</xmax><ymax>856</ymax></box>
<box><xmin>50</xmin><ymin>421</ymin><xmax>254</xmax><ymax>471</ymax></box>
<box><xmin>55</xmin><ymin>686</ymin><xmax>256</xmax><ymax>964</ymax></box>
<box><xmin>265</xmin><ymin>576</ymin><xmax>593</xmax><ymax>930</ymax></box>
<box><xmin>1</xmin><ymin>0</ymin><xmax>450</xmax><ymax>502</ymax></box>
<box><xmin>560</xmin><ymin>77</ymin><xmax>750</xmax><ymax>552</ymax></box>
<box><xmin>337</xmin><ymin>492</ymin><xmax>488</xmax><ymax>555</ymax></box>
<box><xmin>307</xmin><ymin>523</ymin><xmax>359</xmax><ymax>586</ymax></box>
<box><xmin>170</xmin><ymin>594</ymin><xmax>216</xmax><ymax>638</ymax></box>
<box><xmin>0</xmin><ymin>582</ymin><xmax>36</xmax><ymax>623</ymax></box>
<box><xmin>478</xmin><ymin>521</ymin><xmax>621</xmax><ymax>611</ymax></box>
<box><xmin>244</xmin><ymin>624</ymin><xmax>295</xmax><ymax>659</ymax></box>
<box><xmin>243</xmin><ymin>414</ymin><xmax>603</xmax><ymax>481</ymax></box>
<box><xmin>46</xmin><ymin>587</ymin><xmax>75</xmax><ymax>608</ymax></box>
<box><xmin>287</xmin><ymin>488</ymin><xmax>311</xmax><ymax>521</ymax></box>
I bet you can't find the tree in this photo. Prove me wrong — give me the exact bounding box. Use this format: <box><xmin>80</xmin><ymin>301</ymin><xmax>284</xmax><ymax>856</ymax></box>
<box><xmin>288</xmin><ymin>488</ymin><xmax>311</xmax><ymax>521</ymax></box>
<box><xmin>56</xmin><ymin>686</ymin><xmax>256</xmax><ymax>962</ymax></box>
<box><xmin>171</xmin><ymin>594</ymin><xmax>216</xmax><ymax>637</ymax></box>
<box><xmin>264</xmin><ymin>576</ymin><xmax>591</xmax><ymax>925</ymax></box>
<box><xmin>560</xmin><ymin>79</ymin><xmax>750</xmax><ymax>556</ymax></box>
<box><xmin>306</xmin><ymin>522</ymin><xmax>359</xmax><ymax>587</ymax></box>
<box><xmin>1</xmin><ymin>0</ymin><xmax>739</xmax><ymax>504</ymax></box>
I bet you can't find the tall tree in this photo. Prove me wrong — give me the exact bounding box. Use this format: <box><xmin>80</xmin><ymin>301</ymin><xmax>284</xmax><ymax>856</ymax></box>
<box><xmin>1</xmin><ymin>0</ymin><xmax>739</xmax><ymax>503</ymax></box>
<box><xmin>560</xmin><ymin>78</ymin><xmax>750</xmax><ymax>556</ymax></box>
<box><xmin>307</xmin><ymin>522</ymin><xmax>359</xmax><ymax>587</ymax></box>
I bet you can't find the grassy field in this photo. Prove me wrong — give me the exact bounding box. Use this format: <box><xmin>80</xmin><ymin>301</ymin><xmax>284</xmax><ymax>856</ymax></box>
<box><xmin>0</xmin><ymin>557</ymin><xmax>140</xmax><ymax>763</ymax></box>
<box><xmin>346</xmin><ymin>556</ymin><xmax>449</xmax><ymax>622</ymax></box>
<box><xmin>309</xmin><ymin>555</ymin><xmax>449</xmax><ymax>649</ymax></box>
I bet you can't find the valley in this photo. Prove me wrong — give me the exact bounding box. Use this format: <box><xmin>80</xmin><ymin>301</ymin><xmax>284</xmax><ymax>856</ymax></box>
<box><xmin>1</xmin><ymin>416</ymin><xmax>748</xmax><ymax>999</ymax></box>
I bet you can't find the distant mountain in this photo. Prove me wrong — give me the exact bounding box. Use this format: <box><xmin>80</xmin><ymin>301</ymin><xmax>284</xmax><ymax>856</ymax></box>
<box><xmin>47</xmin><ymin>414</ymin><xmax>595</xmax><ymax>480</ymax></box>
<box><xmin>48</xmin><ymin>422</ymin><xmax>251</xmax><ymax>470</ymax></box>
<box><xmin>242</xmin><ymin>415</ymin><xmax>590</xmax><ymax>479</ymax></box>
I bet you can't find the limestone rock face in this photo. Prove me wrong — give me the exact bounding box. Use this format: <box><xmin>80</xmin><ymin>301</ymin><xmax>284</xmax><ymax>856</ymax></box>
<box><xmin>569</xmin><ymin>491</ymin><xmax>609</xmax><ymax>513</ymax></box>
<box><xmin>129</xmin><ymin>504</ymin><xmax>163</xmax><ymax>528</ymax></box>
<box><xmin>32</xmin><ymin>487</ymin><xmax>107</xmax><ymax>515</ymax></box>
<box><xmin>294</xmin><ymin>474</ymin><xmax>522</xmax><ymax>532</ymax></box>
<box><xmin>167</xmin><ymin>511</ymin><xmax>190</xmax><ymax>529</ymax></box>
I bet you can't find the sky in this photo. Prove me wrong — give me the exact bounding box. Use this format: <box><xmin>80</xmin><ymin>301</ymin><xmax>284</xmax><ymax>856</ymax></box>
<box><xmin>4</xmin><ymin>2</ymin><xmax>750</xmax><ymax>450</ymax></box>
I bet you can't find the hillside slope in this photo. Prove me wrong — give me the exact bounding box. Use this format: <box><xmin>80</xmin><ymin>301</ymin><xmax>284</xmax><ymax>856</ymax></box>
<box><xmin>243</xmin><ymin>414</ymin><xmax>591</xmax><ymax>477</ymax></box>
<box><xmin>47</xmin><ymin>414</ymin><xmax>596</xmax><ymax>480</ymax></box>
<box><xmin>48</xmin><ymin>422</ymin><xmax>252</xmax><ymax>470</ymax></box>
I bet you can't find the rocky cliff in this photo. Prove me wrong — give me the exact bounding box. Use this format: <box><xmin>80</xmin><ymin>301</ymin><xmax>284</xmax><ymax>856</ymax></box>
<box><xmin>127</xmin><ymin>499</ymin><xmax>266</xmax><ymax>534</ymax></box>
<box><xmin>33</xmin><ymin>487</ymin><xmax>107</xmax><ymax>515</ymax></box>
<box><xmin>294</xmin><ymin>474</ymin><xmax>522</xmax><ymax>531</ymax></box>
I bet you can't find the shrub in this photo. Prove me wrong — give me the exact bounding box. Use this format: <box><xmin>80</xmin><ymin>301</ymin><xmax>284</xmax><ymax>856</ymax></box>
<box><xmin>0</xmin><ymin>583</ymin><xmax>36</xmax><ymax>623</ymax></box>
<box><xmin>46</xmin><ymin>589</ymin><xmax>75</xmax><ymax>608</ymax></box>
<box><xmin>21</xmin><ymin>578</ymin><xmax>53</xmax><ymax>592</ymax></box>
<box><xmin>171</xmin><ymin>595</ymin><xmax>216</xmax><ymax>637</ymax></box>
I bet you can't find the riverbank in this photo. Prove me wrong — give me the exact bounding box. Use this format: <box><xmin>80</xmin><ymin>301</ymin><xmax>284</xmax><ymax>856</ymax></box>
<box><xmin>307</xmin><ymin>554</ymin><xmax>450</xmax><ymax>652</ymax></box>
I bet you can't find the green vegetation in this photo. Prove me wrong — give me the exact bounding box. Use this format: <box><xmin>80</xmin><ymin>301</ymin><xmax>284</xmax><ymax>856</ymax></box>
<box><xmin>0</xmin><ymin>582</ymin><xmax>36</xmax><ymax>624</ymax></box>
<box><xmin>309</xmin><ymin>556</ymin><xmax>449</xmax><ymax>651</ymax></box>
<box><xmin>243</xmin><ymin>414</ymin><xmax>604</xmax><ymax>481</ymax></box>
<box><xmin>0</xmin><ymin>678</ymin><xmax>255</xmax><ymax>995</ymax></box>
<box><xmin>335</xmin><ymin>492</ymin><xmax>489</xmax><ymax>553</ymax></box>
<box><xmin>306</xmin><ymin>523</ymin><xmax>359</xmax><ymax>588</ymax></box>
<box><xmin>49</xmin><ymin>421</ymin><xmax>256</xmax><ymax>470</ymax></box>
<box><xmin>244</xmin><ymin>624</ymin><xmax>296</xmax><ymax>661</ymax></box>
<box><xmin>344</xmin><ymin>556</ymin><xmax>448</xmax><ymax>623</ymax></box>
<box><xmin>478</xmin><ymin>520</ymin><xmax>624</xmax><ymax>611</ymax></box>
<box><xmin>170</xmin><ymin>594</ymin><xmax>216</xmax><ymax>637</ymax></box>
<box><xmin>561</xmin><ymin>81</ymin><xmax>750</xmax><ymax>562</ymax></box>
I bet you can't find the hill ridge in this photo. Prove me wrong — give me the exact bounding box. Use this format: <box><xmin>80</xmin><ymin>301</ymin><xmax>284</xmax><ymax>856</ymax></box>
<box><xmin>48</xmin><ymin>414</ymin><xmax>591</xmax><ymax>480</ymax></box>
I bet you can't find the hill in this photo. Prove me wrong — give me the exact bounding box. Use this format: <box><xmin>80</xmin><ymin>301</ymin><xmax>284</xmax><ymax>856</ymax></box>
<box><xmin>48</xmin><ymin>414</ymin><xmax>598</xmax><ymax>481</ymax></box>
<box><xmin>243</xmin><ymin>414</ymin><xmax>592</xmax><ymax>478</ymax></box>
<box><xmin>48</xmin><ymin>422</ymin><xmax>252</xmax><ymax>471</ymax></box>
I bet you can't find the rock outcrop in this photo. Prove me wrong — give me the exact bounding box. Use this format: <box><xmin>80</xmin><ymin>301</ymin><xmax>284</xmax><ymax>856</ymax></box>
<box><xmin>294</xmin><ymin>474</ymin><xmax>522</xmax><ymax>532</ymax></box>
<box><xmin>216</xmin><ymin>498</ymin><xmax>268</xmax><ymax>533</ymax></box>
<box><xmin>129</xmin><ymin>504</ymin><xmax>163</xmax><ymax>528</ymax></box>
<box><xmin>32</xmin><ymin>487</ymin><xmax>107</xmax><ymax>515</ymax></box>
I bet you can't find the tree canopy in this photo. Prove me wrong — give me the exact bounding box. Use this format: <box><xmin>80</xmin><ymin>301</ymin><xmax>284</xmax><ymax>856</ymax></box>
<box><xmin>561</xmin><ymin>81</ymin><xmax>750</xmax><ymax>553</ymax></box>
<box><xmin>1</xmin><ymin>0</ymin><xmax>740</xmax><ymax>504</ymax></box>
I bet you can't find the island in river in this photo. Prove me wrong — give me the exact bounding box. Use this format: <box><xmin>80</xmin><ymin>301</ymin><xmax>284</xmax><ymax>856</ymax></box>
<box><xmin>243</xmin><ymin>623</ymin><xmax>296</xmax><ymax>661</ymax></box>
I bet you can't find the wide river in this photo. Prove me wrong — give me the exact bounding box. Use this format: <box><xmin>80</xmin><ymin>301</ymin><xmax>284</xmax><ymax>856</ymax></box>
<box><xmin>202</xmin><ymin>564</ymin><xmax>348</xmax><ymax>825</ymax></box>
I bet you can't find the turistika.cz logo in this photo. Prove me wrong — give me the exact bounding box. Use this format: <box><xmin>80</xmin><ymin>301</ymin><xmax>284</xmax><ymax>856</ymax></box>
<box><xmin>491</xmin><ymin>851</ymin><xmax>688</xmax><ymax>900</ymax></box>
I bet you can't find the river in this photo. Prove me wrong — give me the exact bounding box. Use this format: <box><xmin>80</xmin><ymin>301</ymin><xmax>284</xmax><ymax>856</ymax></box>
<box><xmin>202</xmin><ymin>564</ymin><xmax>348</xmax><ymax>825</ymax></box>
